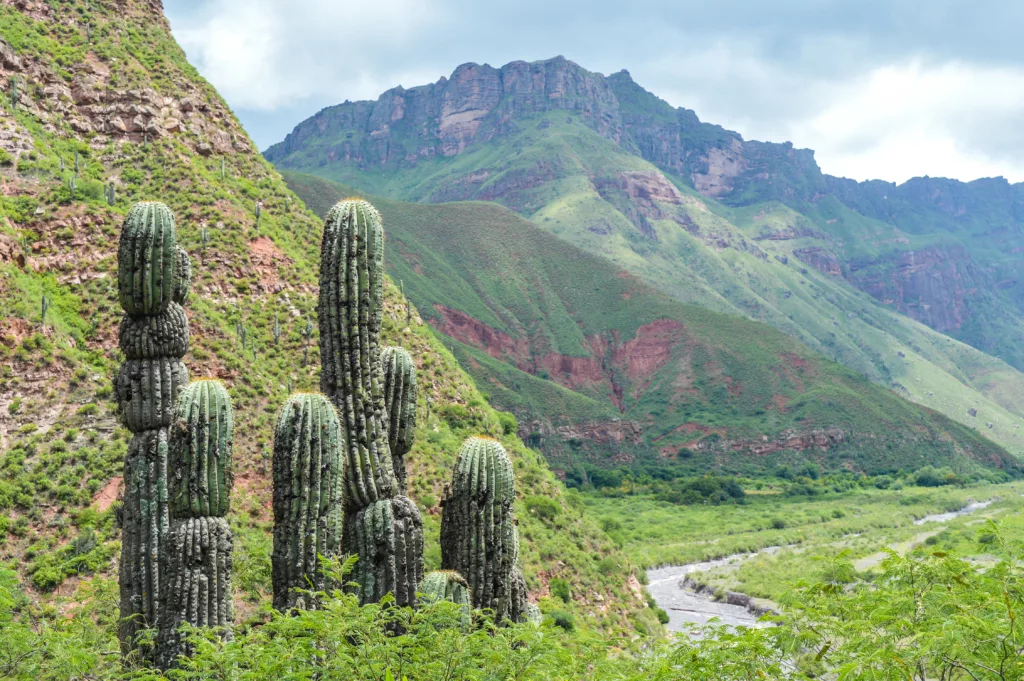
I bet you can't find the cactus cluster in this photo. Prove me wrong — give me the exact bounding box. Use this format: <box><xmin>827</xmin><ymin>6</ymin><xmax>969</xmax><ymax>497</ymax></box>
<box><xmin>271</xmin><ymin>393</ymin><xmax>343</xmax><ymax>610</ymax></box>
<box><xmin>441</xmin><ymin>437</ymin><xmax>528</xmax><ymax>621</ymax></box>
<box><xmin>115</xmin><ymin>202</ymin><xmax>191</xmax><ymax>660</ymax></box>
<box><xmin>314</xmin><ymin>199</ymin><xmax>424</xmax><ymax>606</ymax></box>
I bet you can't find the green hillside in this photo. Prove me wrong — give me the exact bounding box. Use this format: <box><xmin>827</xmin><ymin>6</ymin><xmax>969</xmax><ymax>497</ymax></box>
<box><xmin>269</xmin><ymin>64</ymin><xmax>1024</xmax><ymax>460</ymax></box>
<box><xmin>284</xmin><ymin>171</ymin><xmax>1018</xmax><ymax>479</ymax></box>
<box><xmin>0</xmin><ymin>1</ymin><xmax>649</xmax><ymax>634</ymax></box>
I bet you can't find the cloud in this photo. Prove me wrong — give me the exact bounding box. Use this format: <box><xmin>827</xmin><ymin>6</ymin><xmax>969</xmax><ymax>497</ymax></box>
<box><xmin>164</xmin><ymin>0</ymin><xmax>1024</xmax><ymax>182</ymax></box>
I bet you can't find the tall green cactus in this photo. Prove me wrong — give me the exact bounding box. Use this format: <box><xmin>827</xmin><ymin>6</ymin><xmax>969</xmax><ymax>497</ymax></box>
<box><xmin>116</xmin><ymin>202</ymin><xmax>189</xmax><ymax>662</ymax></box>
<box><xmin>381</xmin><ymin>346</ymin><xmax>417</xmax><ymax>491</ymax></box>
<box><xmin>271</xmin><ymin>393</ymin><xmax>343</xmax><ymax>611</ymax></box>
<box><xmin>118</xmin><ymin>202</ymin><xmax>178</xmax><ymax>316</ymax></box>
<box><xmin>169</xmin><ymin>380</ymin><xmax>233</xmax><ymax>518</ymax></box>
<box><xmin>344</xmin><ymin>496</ymin><xmax>423</xmax><ymax>606</ymax></box>
<box><xmin>156</xmin><ymin>516</ymin><xmax>233</xmax><ymax>669</ymax></box>
<box><xmin>318</xmin><ymin>199</ymin><xmax>394</xmax><ymax>508</ymax></box>
<box><xmin>440</xmin><ymin>437</ymin><xmax>520</xmax><ymax>616</ymax></box>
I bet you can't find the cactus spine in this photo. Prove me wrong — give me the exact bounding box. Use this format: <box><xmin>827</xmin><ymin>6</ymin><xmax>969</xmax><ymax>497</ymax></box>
<box><xmin>440</xmin><ymin>437</ymin><xmax>525</xmax><ymax>620</ymax></box>
<box><xmin>381</xmin><ymin>346</ymin><xmax>417</xmax><ymax>491</ymax></box>
<box><xmin>116</xmin><ymin>202</ymin><xmax>189</xmax><ymax>661</ymax></box>
<box><xmin>159</xmin><ymin>379</ymin><xmax>235</xmax><ymax>668</ymax></box>
<box><xmin>271</xmin><ymin>393</ymin><xmax>343</xmax><ymax>610</ymax></box>
<box><xmin>317</xmin><ymin>199</ymin><xmax>422</xmax><ymax>606</ymax></box>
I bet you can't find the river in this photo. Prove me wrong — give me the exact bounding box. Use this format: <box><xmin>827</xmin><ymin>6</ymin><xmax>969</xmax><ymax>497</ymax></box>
<box><xmin>646</xmin><ymin>499</ymin><xmax>995</xmax><ymax>633</ymax></box>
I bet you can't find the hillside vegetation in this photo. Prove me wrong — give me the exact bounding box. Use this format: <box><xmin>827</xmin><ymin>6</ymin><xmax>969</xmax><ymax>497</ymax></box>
<box><xmin>0</xmin><ymin>0</ymin><xmax>649</xmax><ymax>634</ymax></box>
<box><xmin>267</xmin><ymin>57</ymin><xmax>1024</xmax><ymax>462</ymax></box>
<box><xmin>284</xmin><ymin>171</ymin><xmax>1018</xmax><ymax>481</ymax></box>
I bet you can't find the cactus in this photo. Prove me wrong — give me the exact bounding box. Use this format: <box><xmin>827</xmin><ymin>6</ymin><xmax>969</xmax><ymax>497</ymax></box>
<box><xmin>156</xmin><ymin>516</ymin><xmax>233</xmax><ymax>668</ymax></box>
<box><xmin>118</xmin><ymin>202</ymin><xmax>178</xmax><ymax>316</ymax></box>
<box><xmin>271</xmin><ymin>393</ymin><xmax>343</xmax><ymax>611</ymax></box>
<box><xmin>69</xmin><ymin>175</ymin><xmax>76</xmax><ymax>200</ymax></box>
<box><xmin>273</xmin><ymin>313</ymin><xmax>282</xmax><ymax>344</ymax></box>
<box><xmin>504</xmin><ymin>565</ymin><xmax>529</xmax><ymax>624</ymax></box>
<box><xmin>525</xmin><ymin>603</ymin><xmax>542</xmax><ymax>625</ymax></box>
<box><xmin>115</xmin><ymin>358</ymin><xmax>190</xmax><ymax>432</ymax></box>
<box><xmin>116</xmin><ymin>202</ymin><xmax>191</xmax><ymax>662</ymax></box>
<box><xmin>318</xmin><ymin>199</ymin><xmax>394</xmax><ymax>508</ymax></box>
<box><xmin>107</xmin><ymin>182</ymin><xmax>116</xmax><ymax>206</ymax></box>
<box><xmin>440</xmin><ymin>437</ymin><xmax>519</xmax><ymax>615</ymax></box>
<box><xmin>8</xmin><ymin>76</ymin><xmax>17</xmax><ymax>109</ymax></box>
<box><xmin>420</xmin><ymin>570</ymin><xmax>470</xmax><ymax>607</ymax></box>
<box><xmin>119</xmin><ymin>427</ymin><xmax>171</xmax><ymax>655</ymax></box>
<box><xmin>74</xmin><ymin>150</ymin><xmax>80</xmax><ymax>175</ymax></box>
<box><xmin>119</xmin><ymin>303</ymin><xmax>189</xmax><ymax>360</ymax></box>
<box><xmin>172</xmin><ymin>246</ymin><xmax>191</xmax><ymax>307</ymax></box>
<box><xmin>169</xmin><ymin>380</ymin><xmax>233</xmax><ymax>518</ymax></box>
<box><xmin>343</xmin><ymin>496</ymin><xmax>423</xmax><ymax>606</ymax></box>
<box><xmin>39</xmin><ymin>293</ymin><xmax>49</xmax><ymax>327</ymax></box>
<box><xmin>381</xmin><ymin>346</ymin><xmax>417</xmax><ymax>491</ymax></box>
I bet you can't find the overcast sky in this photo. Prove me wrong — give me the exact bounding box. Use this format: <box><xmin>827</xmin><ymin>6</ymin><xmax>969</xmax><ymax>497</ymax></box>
<box><xmin>165</xmin><ymin>0</ymin><xmax>1024</xmax><ymax>184</ymax></box>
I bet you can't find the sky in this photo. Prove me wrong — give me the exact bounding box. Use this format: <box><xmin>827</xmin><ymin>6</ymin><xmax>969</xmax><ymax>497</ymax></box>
<box><xmin>164</xmin><ymin>0</ymin><xmax>1024</xmax><ymax>184</ymax></box>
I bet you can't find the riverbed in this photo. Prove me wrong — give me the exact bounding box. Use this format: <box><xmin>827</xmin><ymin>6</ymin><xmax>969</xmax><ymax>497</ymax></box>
<box><xmin>647</xmin><ymin>498</ymin><xmax>995</xmax><ymax>633</ymax></box>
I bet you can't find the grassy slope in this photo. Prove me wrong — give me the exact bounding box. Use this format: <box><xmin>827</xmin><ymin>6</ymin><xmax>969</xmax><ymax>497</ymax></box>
<box><xmin>274</xmin><ymin>108</ymin><xmax>1024</xmax><ymax>460</ymax></box>
<box><xmin>0</xmin><ymin>1</ymin><xmax>651</xmax><ymax>634</ymax></box>
<box><xmin>284</xmin><ymin>171</ymin><xmax>1017</xmax><ymax>479</ymax></box>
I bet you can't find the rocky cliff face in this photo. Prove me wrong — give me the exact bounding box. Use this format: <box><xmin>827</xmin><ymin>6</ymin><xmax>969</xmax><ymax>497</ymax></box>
<box><xmin>265</xmin><ymin>56</ymin><xmax>622</xmax><ymax>169</ymax></box>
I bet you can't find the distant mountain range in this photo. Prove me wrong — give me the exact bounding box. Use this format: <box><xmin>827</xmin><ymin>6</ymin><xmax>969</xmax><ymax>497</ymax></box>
<box><xmin>267</xmin><ymin>56</ymin><xmax>1024</xmax><ymax>470</ymax></box>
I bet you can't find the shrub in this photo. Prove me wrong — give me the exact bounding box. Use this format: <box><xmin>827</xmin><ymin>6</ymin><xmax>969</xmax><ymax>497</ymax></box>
<box><xmin>549</xmin><ymin>578</ymin><xmax>571</xmax><ymax>603</ymax></box>
<box><xmin>548</xmin><ymin>610</ymin><xmax>575</xmax><ymax>631</ymax></box>
<box><xmin>525</xmin><ymin>495</ymin><xmax>561</xmax><ymax>522</ymax></box>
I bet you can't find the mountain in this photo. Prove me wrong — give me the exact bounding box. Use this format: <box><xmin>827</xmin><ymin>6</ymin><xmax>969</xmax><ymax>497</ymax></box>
<box><xmin>283</xmin><ymin>171</ymin><xmax>1018</xmax><ymax>481</ymax></box>
<box><xmin>0</xmin><ymin>3</ymin><xmax>650</xmax><ymax>633</ymax></box>
<box><xmin>265</xmin><ymin>56</ymin><xmax>1024</xmax><ymax>459</ymax></box>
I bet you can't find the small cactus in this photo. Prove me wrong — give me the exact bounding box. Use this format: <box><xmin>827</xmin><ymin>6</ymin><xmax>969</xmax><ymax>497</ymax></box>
<box><xmin>440</xmin><ymin>437</ymin><xmax>520</xmax><ymax>617</ymax></box>
<box><xmin>169</xmin><ymin>380</ymin><xmax>233</xmax><ymax>518</ymax></box>
<box><xmin>74</xmin><ymin>151</ymin><xmax>80</xmax><ymax>175</ymax></box>
<box><xmin>172</xmin><ymin>246</ymin><xmax>191</xmax><ymax>307</ymax></box>
<box><xmin>9</xmin><ymin>76</ymin><xmax>18</xmax><ymax>109</ymax></box>
<box><xmin>69</xmin><ymin>175</ymin><xmax>76</xmax><ymax>200</ymax></box>
<box><xmin>271</xmin><ymin>393</ymin><xmax>343</xmax><ymax>611</ymax></box>
<box><xmin>40</xmin><ymin>293</ymin><xmax>50</xmax><ymax>327</ymax></box>
<box><xmin>273</xmin><ymin>313</ymin><xmax>282</xmax><ymax>344</ymax></box>
<box><xmin>107</xmin><ymin>182</ymin><xmax>116</xmax><ymax>206</ymax></box>
<box><xmin>381</xmin><ymin>346</ymin><xmax>417</xmax><ymax>491</ymax></box>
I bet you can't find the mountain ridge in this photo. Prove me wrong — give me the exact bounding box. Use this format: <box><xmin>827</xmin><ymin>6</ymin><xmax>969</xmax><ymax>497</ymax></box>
<box><xmin>266</xmin><ymin>55</ymin><xmax>1024</xmax><ymax>460</ymax></box>
<box><xmin>266</xmin><ymin>56</ymin><xmax>1024</xmax><ymax>376</ymax></box>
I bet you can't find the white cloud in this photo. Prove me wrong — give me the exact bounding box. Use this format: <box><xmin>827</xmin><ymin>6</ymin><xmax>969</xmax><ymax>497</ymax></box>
<box><xmin>170</xmin><ymin>0</ymin><xmax>440</xmax><ymax>111</ymax></box>
<box><xmin>796</xmin><ymin>61</ymin><xmax>1024</xmax><ymax>182</ymax></box>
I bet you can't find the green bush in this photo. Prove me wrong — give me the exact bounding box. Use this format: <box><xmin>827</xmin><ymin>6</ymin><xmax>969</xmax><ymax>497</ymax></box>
<box><xmin>547</xmin><ymin>610</ymin><xmax>575</xmax><ymax>631</ymax></box>
<box><xmin>549</xmin><ymin>577</ymin><xmax>571</xmax><ymax>603</ymax></box>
